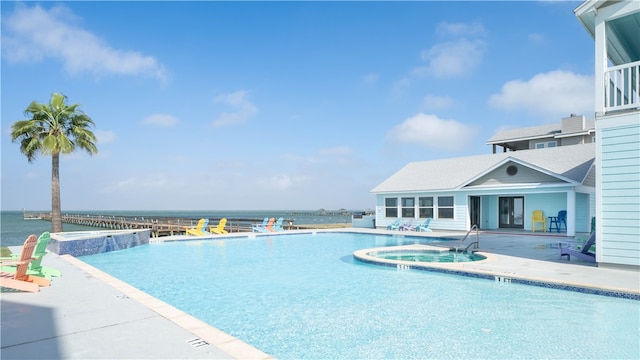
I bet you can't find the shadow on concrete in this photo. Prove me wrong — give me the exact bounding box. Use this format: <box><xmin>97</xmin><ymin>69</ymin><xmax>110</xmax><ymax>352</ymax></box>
<box><xmin>1</xmin><ymin>299</ymin><xmax>61</xmax><ymax>359</ymax></box>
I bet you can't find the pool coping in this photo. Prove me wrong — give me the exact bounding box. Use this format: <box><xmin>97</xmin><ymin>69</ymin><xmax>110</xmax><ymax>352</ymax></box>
<box><xmin>60</xmin><ymin>255</ymin><xmax>275</xmax><ymax>360</ymax></box>
<box><xmin>353</xmin><ymin>244</ymin><xmax>640</xmax><ymax>300</ymax></box>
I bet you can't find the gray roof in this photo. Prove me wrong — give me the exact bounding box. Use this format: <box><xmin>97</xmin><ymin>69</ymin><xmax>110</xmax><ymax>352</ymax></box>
<box><xmin>487</xmin><ymin>120</ymin><xmax>596</xmax><ymax>144</ymax></box>
<box><xmin>371</xmin><ymin>143</ymin><xmax>595</xmax><ymax>193</ymax></box>
<box><xmin>487</xmin><ymin>124</ymin><xmax>561</xmax><ymax>144</ymax></box>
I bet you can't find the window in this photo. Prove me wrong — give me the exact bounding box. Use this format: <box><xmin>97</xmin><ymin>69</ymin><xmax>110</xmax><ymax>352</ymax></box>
<box><xmin>385</xmin><ymin>198</ymin><xmax>398</xmax><ymax>218</ymax></box>
<box><xmin>418</xmin><ymin>197</ymin><xmax>434</xmax><ymax>218</ymax></box>
<box><xmin>401</xmin><ymin>197</ymin><xmax>415</xmax><ymax>218</ymax></box>
<box><xmin>535</xmin><ymin>141</ymin><xmax>557</xmax><ymax>149</ymax></box>
<box><xmin>437</xmin><ymin>196</ymin><xmax>454</xmax><ymax>219</ymax></box>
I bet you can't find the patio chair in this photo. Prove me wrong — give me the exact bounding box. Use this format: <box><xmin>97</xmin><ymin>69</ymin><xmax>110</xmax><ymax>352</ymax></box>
<box><xmin>558</xmin><ymin>232</ymin><xmax>596</xmax><ymax>262</ymax></box>
<box><xmin>399</xmin><ymin>219</ymin><xmax>415</xmax><ymax>231</ymax></box>
<box><xmin>185</xmin><ymin>218</ymin><xmax>209</xmax><ymax>236</ymax></box>
<box><xmin>252</xmin><ymin>217</ymin><xmax>269</xmax><ymax>232</ymax></box>
<box><xmin>254</xmin><ymin>218</ymin><xmax>275</xmax><ymax>233</ymax></box>
<box><xmin>0</xmin><ymin>235</ymin><xmax>51</xmax><ymax>292</ymax></box>
<box><xmin>272</xmin><ymin>217</ymin><xmax>285</xmax><ymax>232</ymax></box>
<box><xmin>0</xmin><ymin>232</ymin><xmax>61</xmax><ymax>280</ymax></box>
<box><xmin>531</xmin><ymin>210</ymin><xmax>546</xmax><ymax>232</ymax></box>
<box><xmin>548</xmin><ymin>210</ymin><xmax>567</xmax><ymax>232</ymax></box>
<box><xmin>386</xmin><ymin>219</ymin><xmax>402</xmax><ymax>230</ymax></box>
<box><xmin>209</xmin><ymin>218</ymin><xmax>228</xmax><ymax>234</ymax></box>
<box><xmin>414</xmin><ymin>218</ymin><xmax>433</xmax><ymax>232</ymax></box>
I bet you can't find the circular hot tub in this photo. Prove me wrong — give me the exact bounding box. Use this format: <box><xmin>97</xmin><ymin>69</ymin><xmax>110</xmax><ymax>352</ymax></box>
<box><xmin>370</xmin><ymin>249</ymin><xmax>486</xmax><ymax>263</ymax></box>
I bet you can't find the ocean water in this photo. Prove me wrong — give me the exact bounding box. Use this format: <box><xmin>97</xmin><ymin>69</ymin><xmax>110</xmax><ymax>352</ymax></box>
<box><xmin>0</xmin><ymin>210</ymin><xmax>356</xmax><ymax>247</ymax></box>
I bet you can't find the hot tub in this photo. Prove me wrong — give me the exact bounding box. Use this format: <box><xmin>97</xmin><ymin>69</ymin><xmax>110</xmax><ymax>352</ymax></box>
<box><xmin>370</xmin><ymin>249</ymin><xmax>485</xmax><ymax>263</ymax></box>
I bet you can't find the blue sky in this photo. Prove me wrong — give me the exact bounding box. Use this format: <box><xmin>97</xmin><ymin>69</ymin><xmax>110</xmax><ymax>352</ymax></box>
<box><xmin>1</xmin><ymin>1</ymin><xmax>595</xmax><ymax>211</ymax></box>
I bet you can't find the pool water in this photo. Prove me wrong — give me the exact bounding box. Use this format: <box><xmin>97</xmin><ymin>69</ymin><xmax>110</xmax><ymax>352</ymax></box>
<box><xmin>80</xmin><ymin>232</ymin><xmax>639</xmax><ymax>359</ymax></box>
<box><xmin>370</xmin><ymin>250</ymin><xmax>486</xmax><ymax>262</ymax></box>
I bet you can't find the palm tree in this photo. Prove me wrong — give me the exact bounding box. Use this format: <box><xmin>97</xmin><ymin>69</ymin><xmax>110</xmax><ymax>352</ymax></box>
<box><xmin>11</xmin><ymin>92</ymin><xmax>98</xmax><ymax>233</ymax></box>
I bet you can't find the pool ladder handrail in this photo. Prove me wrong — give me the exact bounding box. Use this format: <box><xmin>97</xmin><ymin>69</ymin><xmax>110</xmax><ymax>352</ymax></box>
<box><xmin>454</xmin><ymin>224</ymin><xmax>479</xmax><ymax>253</ymax></box>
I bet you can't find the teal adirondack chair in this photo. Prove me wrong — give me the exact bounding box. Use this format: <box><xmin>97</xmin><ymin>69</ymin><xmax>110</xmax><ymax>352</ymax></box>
<box><xmin>386</xmin><ymin>219</ymin><xmax>402</xmax><ymax>230</ymax></box>
<box><xmin>0</xmin><ymin>232</ymin><xmax>61</xmax><ymax>280</ymax></box>
<box><xmin>272</xmin><ymin>217</ymin><xmax>285</xmax><ymax>232</ymax></box>
<box><xmin>414</xmin><ymin>218</ymin><xmax>433</xmax><ymax>232</ymax></box>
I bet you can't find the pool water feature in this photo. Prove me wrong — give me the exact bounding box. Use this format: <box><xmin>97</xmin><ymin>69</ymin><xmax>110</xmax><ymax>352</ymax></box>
<box><xmin>49</xmin><ymin>229</ymin><xmax>150</xmax><ymax>256</ymax></box>
<box><xmin>80</xmin><ymin>232</ymin><xmax>639</xmax><ymax>359</ymax></box>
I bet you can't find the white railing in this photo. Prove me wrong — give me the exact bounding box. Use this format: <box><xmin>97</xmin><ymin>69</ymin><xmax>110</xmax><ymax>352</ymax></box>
<box><xmin>605</xmin><ymin>60</ymin><xmax>640</xmax><ymax>112</ymax></box>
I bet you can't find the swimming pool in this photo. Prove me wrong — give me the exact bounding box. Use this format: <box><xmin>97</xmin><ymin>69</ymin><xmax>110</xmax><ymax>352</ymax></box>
<box><xmin>80</xmin><ymin>232</ymin><xmax>639</xmax><ymax>359</ymax></box>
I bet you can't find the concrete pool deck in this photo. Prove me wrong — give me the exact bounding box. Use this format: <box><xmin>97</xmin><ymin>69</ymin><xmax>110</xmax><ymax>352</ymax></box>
<box><xmin>2</xmin><ymin>229</ymin><xmax>639</xmax><ymax>359</ymax></box>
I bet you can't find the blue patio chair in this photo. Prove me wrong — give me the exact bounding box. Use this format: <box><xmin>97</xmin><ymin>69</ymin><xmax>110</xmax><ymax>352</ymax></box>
<box><xmin>548</xmin><ymin>210</ymin><xmax>567</xmax><ymax>233</ymax></box>
<box><xmin>386</xmin><ymin>219</ymin><xmax>401</xmax><ymax>230</ymax></box>
<box><xmin>414</xmin><ymin>218</ymin><xmax>433</xmax><ymax>232</ymax></box>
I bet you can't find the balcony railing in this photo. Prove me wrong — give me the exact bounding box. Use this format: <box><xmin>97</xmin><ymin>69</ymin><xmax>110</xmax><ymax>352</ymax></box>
<box><xmin>605</xmin><ymin>60</ymin><xmax>640</xmax><ymax>113</ymax></box>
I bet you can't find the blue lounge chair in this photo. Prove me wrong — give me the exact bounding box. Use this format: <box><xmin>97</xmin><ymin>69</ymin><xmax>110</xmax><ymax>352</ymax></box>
<box><xmin>414</xmin><ymin>218</ymin><xmax>433</xmax><ymax>232</ymax></box>
<box><xmin>272</xmin><ymin>217</ymin><xmax>285</xmax><ymax>232</ymax></box>
<box><xmin>386</xmin><ymin>219</ymin><xmax>402</xmax><ymax>230</ymax></box>
<box><xmin>252</xmin><ymin>218</ymin><xmax>269</xmax><ymax>232</ymax></box>
<box><xmin>559</xmin><ymin>232</ymin><xmax>595</xmax><ymax>262</ymax></box>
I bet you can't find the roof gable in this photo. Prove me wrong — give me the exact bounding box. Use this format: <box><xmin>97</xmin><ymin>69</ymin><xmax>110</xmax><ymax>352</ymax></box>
<box><xmin>465</xmin><ymin>160</ymin><xmax>566</xmax><ymax>188</ymax></box>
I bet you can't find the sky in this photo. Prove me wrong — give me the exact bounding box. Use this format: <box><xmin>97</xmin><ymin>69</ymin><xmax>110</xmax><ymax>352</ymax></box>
<box><xmin>1</xmin><ymin>1</ymin><xmax>596</xmax><ymax>212</ymax></box>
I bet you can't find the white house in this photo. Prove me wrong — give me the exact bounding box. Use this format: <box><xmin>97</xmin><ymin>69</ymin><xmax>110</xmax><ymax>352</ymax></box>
<box><xmin>575</xmin><ymin>0</ymin><xmax>640</xmax><ymax>269</ymax></box>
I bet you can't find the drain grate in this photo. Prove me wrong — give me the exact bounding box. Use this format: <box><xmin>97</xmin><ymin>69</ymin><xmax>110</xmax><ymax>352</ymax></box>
<box><xmin>188</xmin><ymin>338</ymin><xmax>210</xmax><ymax>348</ymax></box>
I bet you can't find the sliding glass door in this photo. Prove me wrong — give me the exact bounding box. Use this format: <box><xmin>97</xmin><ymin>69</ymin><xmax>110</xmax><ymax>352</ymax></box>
<box><xmin>499</xmin><ymin>197</ymin><xmax>524</xmax><ymax>229</ymax></box>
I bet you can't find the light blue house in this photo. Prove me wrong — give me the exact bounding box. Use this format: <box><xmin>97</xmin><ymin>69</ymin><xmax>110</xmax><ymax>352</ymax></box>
<box><xmin>575</xmin><ymin>0</ymin><xmax>640</xmax><ymax>269</ymax></box>
<box><xmin>371</xmin><ymin>140</ymin><xmax>595</xmax><ymax>237</ymax></box>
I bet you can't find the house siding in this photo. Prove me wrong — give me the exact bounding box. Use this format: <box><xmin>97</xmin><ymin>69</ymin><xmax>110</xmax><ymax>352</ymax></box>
<box><xmin>525</xmin><ymin>193</ymin><xmax>565</xmax><ymax>231</ymax></box>
<box><xmin>575</xmin><ymin>192</ymin><xmax>591</xmax><ymax>233</ymax></box>
<box><xmin>598</xmin><ymin>118</ymin><xmax>640</xmax><ymax>266</ymax></box>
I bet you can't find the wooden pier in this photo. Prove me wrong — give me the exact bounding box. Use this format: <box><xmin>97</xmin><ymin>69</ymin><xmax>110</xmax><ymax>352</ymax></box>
<box><xmin>24</xmin><ymin>212</ymin><xmax>350</xmax><ymax>237</ymax></box>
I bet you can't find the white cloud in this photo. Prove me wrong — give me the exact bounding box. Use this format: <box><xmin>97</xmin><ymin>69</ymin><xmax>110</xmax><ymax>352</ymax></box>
<box><xmin>142</xmin><ymin>114</ymin><xmax>179</xmax><ymax>127</ymax></box>
<box><xmin>318</xmin><ymin>146</ymin><xmax>353</xmax><ymax>156</ymax></box>
<box><xmin>528</xmin><ymin>33</ymin><xmax>544</xmax><ymax>43</ymax></box>
<box><xmin>414</xmin><ymin>39</ymin><xmax>485</xmax><ymax>78</ymax></box>
<box><xmin>95</xmin><ymin>130</ymin><xmax>117</xmax><ymax>144</ymax></box>
<box><xmin>436</xmin><ymin>21</ymin><xmax>486</xmax><ymax>37</ymax></box>
<box><xmin>422</xmin><ymin>94</ymin><xmax>454</xmax><ymax>109</ymax></box>
<box><xmin>212</xmin><ymin>90</ymin><xmax>258</xmax><ymax>127</ymax></box>
<box><xmin>257</xmin><ymin>174</ymin><xmax>295</xmax><ymax>190</ymax></box>
<box><xmin>387</xmin><ymin>113</ymin><xmax>475</xmax><ymax>152</ymax></box>
<box><xmin>488</xmin><ymin>70</ymin><xmax>594</xmax><ymax>118</ymax></box>
<box><xmin>102</xmin><ymin>173</ymin><xmax>169</xmax><ymax>193</ymax></box>
<box><xmin>2</xmin><ymin>4</ymin><xmax>168</xmax><ymax>83</ymax></box>
<box><xmin>361</xmin><ymin>73</ymin><xmax>379</xmax><ymax>85</ymax></box>
<box><xmin>390</xmin><ymin>77</ymin><xmax>411</xmax><ymax>98</ymax></box>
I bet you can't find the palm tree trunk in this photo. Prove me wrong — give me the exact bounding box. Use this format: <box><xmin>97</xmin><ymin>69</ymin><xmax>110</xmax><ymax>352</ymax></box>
<box><xmin>51</xmin><ymin>153</ymin><xmax>63</xmax><ymax>233</ymax></box>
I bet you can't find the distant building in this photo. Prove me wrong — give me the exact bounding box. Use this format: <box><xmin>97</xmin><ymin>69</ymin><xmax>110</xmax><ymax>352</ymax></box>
<box><xmin>487</xmin><ymin>114</ymin><xmax>595</xmax><ymax>153</ymax></box>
